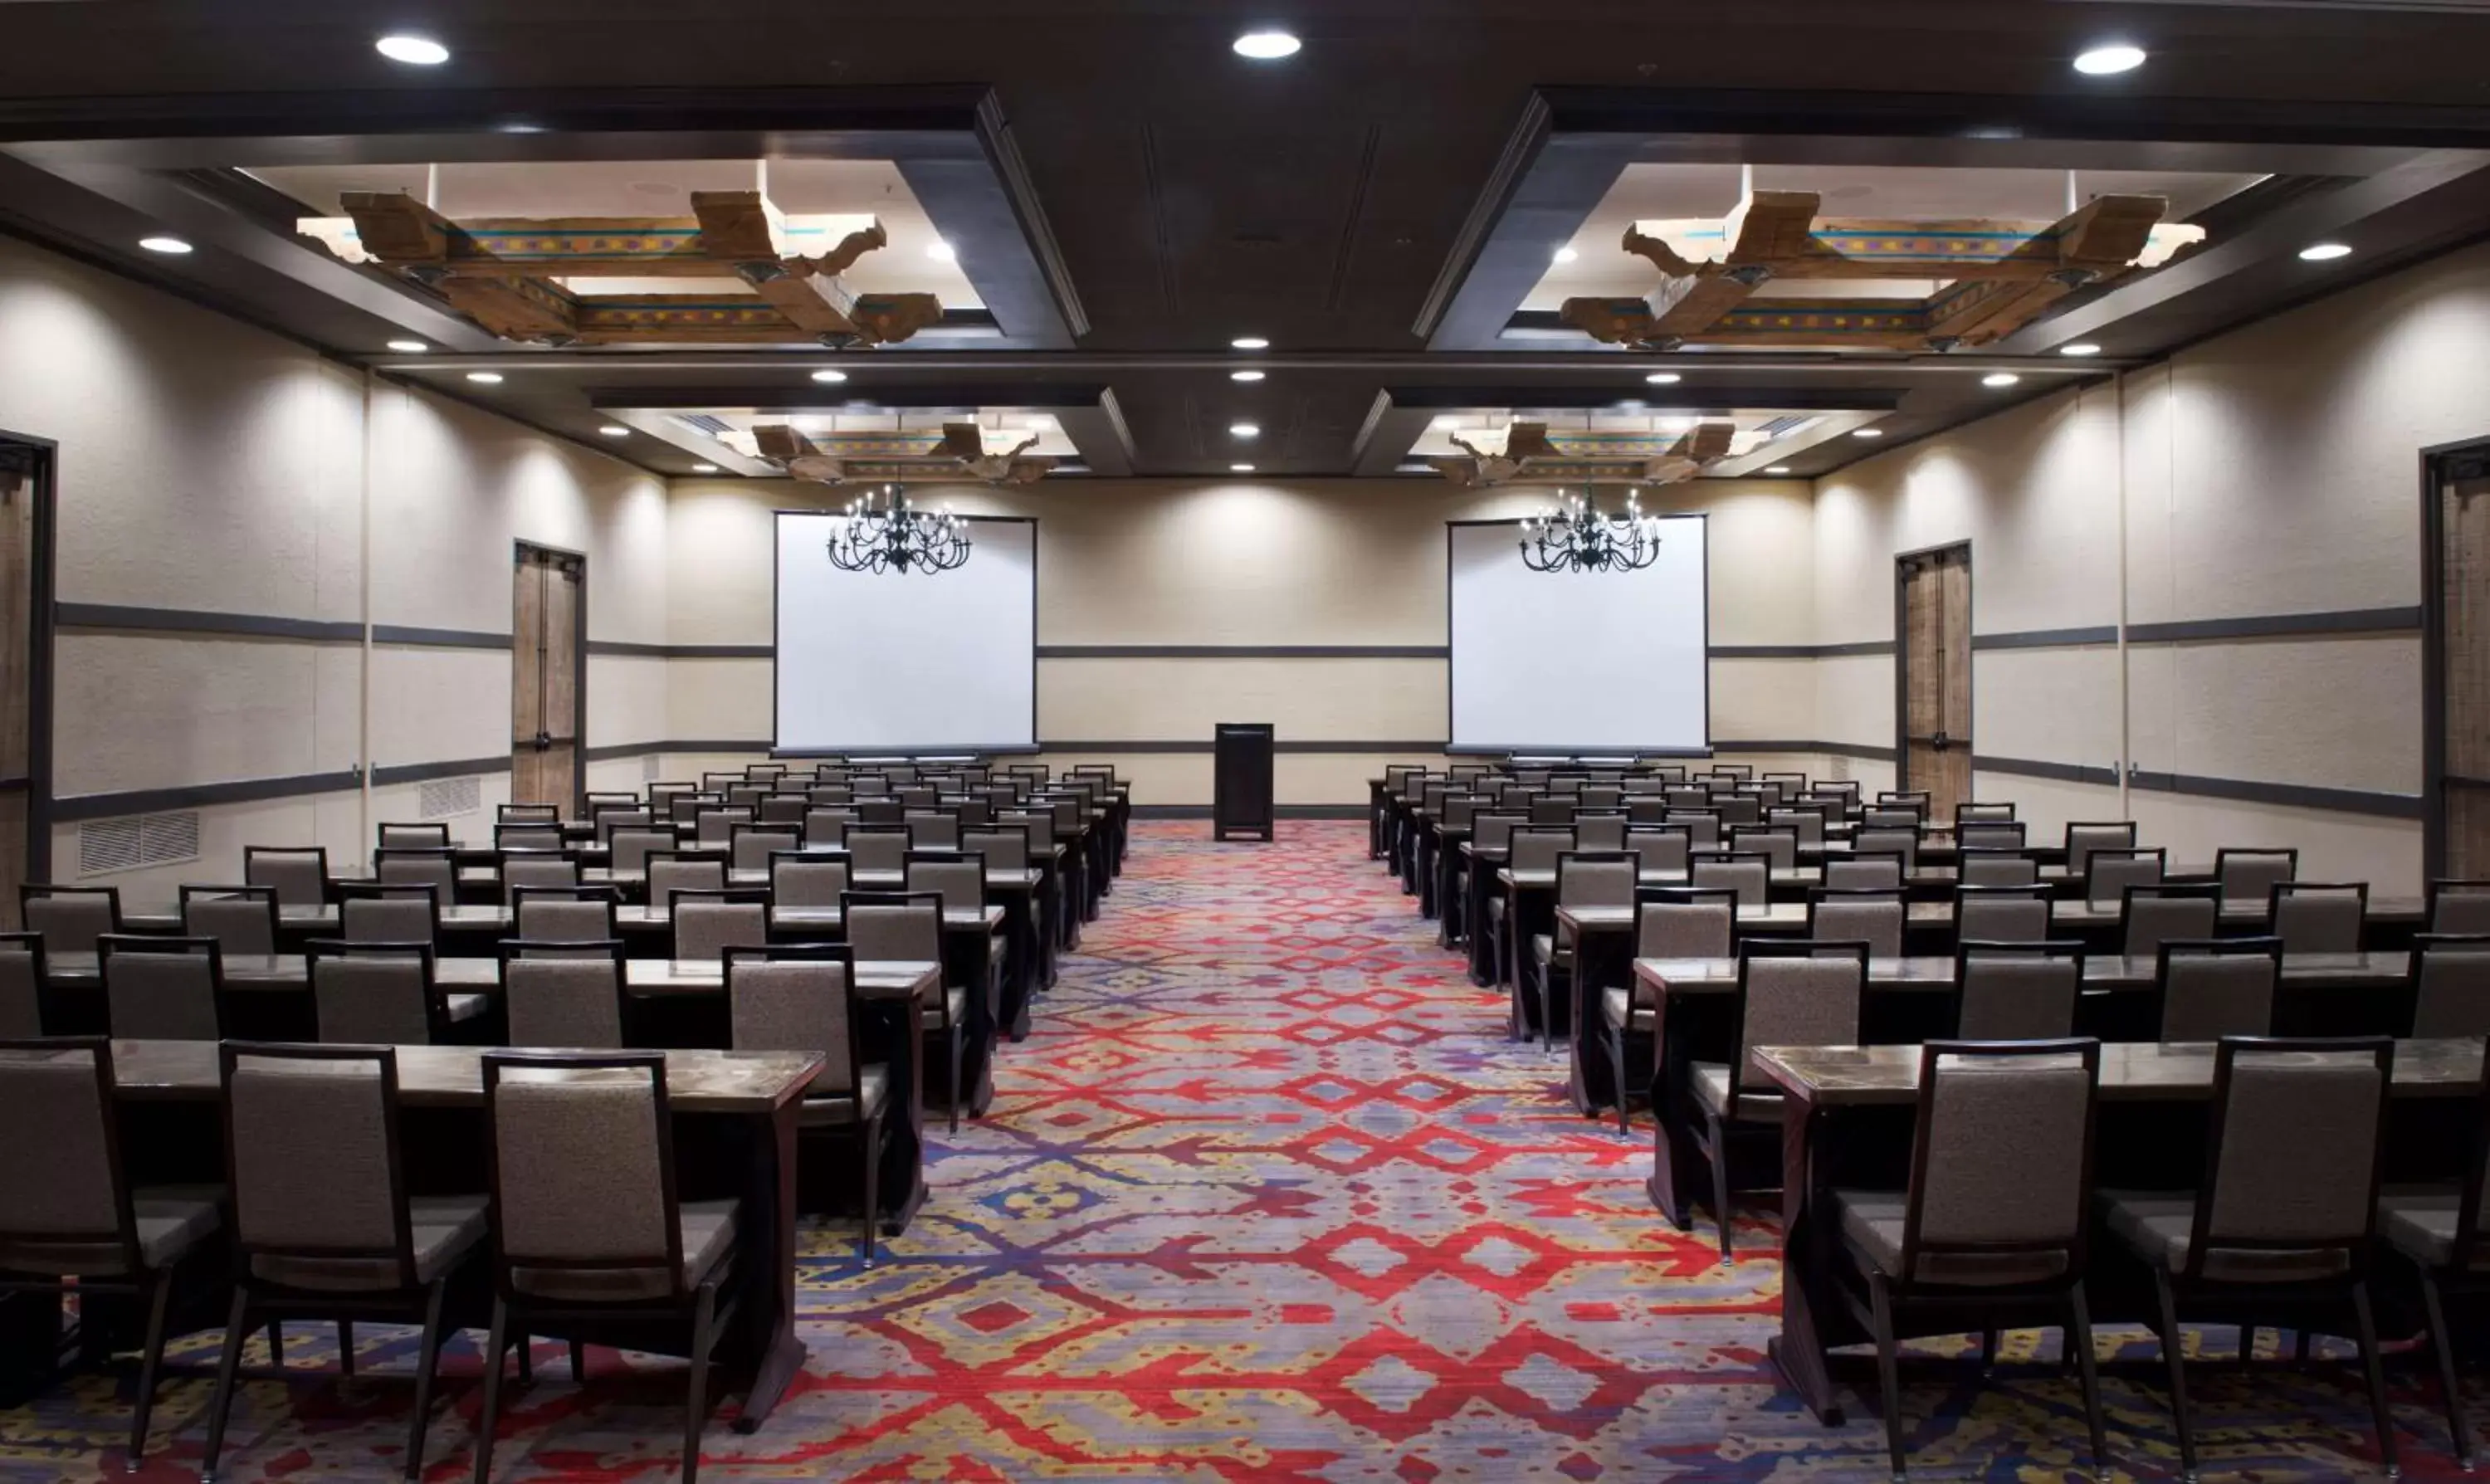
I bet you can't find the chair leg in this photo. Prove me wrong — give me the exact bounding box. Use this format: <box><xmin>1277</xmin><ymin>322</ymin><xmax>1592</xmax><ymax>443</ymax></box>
<box><xmin>1536</xmin><ymin>967</ymin><xmax>1554</xmax><ymax>1053</ymax></box>
<box><xmin>339</xmin><ymin>1318</ymin><xmax>357</xmax><ymax>1379</ymax></box>
<box><xmin>2294</xmin><ymin>1328</ymin><xmax>2312</xmax><ymax>1365</ymax></box>
<box><xmin>472</xmin><ymin>1296</ymin><xmax>510</xmax><ymax>1484</ymax></box>
<box><xmin>570</xmin><ymin>1340</ymin><xmax>587</xmax><ymax>1381</ymax></box>
<box><xmin>1868</xmin><ymin>1272</ymin><xmax>1908</xmax><ymax>1482</ymax></box>
<box><xmin>682</xmin><ymin>1282</ymin><xmax>718</xmax><ymax>1484</ymax></box>
<box><xmin>2350</xmin><ymin>1280</ymin><xmax>2400</xmax><ymax>1479</ymax></box>
<box><xmin>404</xmin><ymin>1279</ymin><xmax>448</xmax><ymax>1482</ymax></box>
<box><xmin>2150</xmin><ymin>1269</ymin><xmax>2200</xmax><ymax>1483</ymax></box>
<box><xmin>2419</xmin><ymin>1267</ymin><xmax>2473</xmax><ymax>1467</ymax></box>
<box><xmin>515</xmin><ymin>1332</ymin><xmax>535</xmax><ymax>1384</ymax></box>
<box><xmin>199</xmin><ymin>1286</ymin><xmax>252</xmax><ymax>1484</ymax></box>
<box><xmin>2238</xmin><ymin>1324</ymin><xmax>2257</xmax><ymax>1368</ymax></box>
<box><xmin>1705</xmin><ymin>1115</ymin><xmax>1736</xmax><ymax>1263</ymax></box>
<box><xmin>1980</xmin><ymin>1328</ymin><xmax>1998</xmax><ymax>1372</ymax></box>
<box><xmin>946</xmin><ymin>1026</ymin><xmax>963</xmax><ymax>1135</ymax></box>
<box><xmin>1606</xmin><ymin>1025</ymin><xmax>1632</xmax><ymax>1137</ymax></box>
<box><xmin>266</xmin><ymin>1317</ymin><xmax>283</xmax><ymax>1369</ymax></box>
<box><xmin>124</xmin><ymin>1267</ymin><xmax>174</xmax><ymax>1471</ymax></box>
<box><xmin>2068</xmin><ymin>1282</ymin><xmax>2112</xmax><ymax>1483</ymax></box>
<box><xmin>861</xmin><ymin>1112</ymin><xmax>884</xmax><ymax>1267</ymax></box>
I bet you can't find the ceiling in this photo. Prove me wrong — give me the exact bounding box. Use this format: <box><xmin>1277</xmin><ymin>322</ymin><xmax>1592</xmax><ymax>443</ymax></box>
<box><xmin>4</xmin><ymin>1</ymin><xmax>2490</xmax><ymax>482</ymax></box>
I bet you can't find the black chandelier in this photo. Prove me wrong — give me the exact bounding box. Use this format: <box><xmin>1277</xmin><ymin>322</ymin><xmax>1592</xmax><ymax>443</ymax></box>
<box><xmin>826</xmin><ymin>484</ymin><xmax>972</xmax><ymax>574</ymax></box>
<box><xmin>1518</xmin><ymin>486</ymin><xmax>1663</xmax><ymax>574</ymax></box>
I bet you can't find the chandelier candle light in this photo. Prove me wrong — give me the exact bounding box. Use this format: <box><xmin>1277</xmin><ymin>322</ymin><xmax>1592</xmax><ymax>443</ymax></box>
<box><xmin>1519</xmin><ymin>486</ymin><xmax>1665</xmax><ymax>573</ymax></box>
<box><xmin>826</xmin><ymin>484</ymin><xmax>973</xmax><ymax>574</ymax></box>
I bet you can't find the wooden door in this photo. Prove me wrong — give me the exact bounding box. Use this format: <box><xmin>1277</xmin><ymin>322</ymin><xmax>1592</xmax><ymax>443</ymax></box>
<box><xmin>511</xmin><ymin>545</ymin><xmax>582</xmax><ymax>813</ymax></box>
<box><xmin>1899</xmin><ymin>544</ymin><xmax>1973</xmax><ymax>823</ymax></box>
<box><xmin>2438</xmin><ymin>456</ymin><xmax>2490</xmax><ymax>875</ymax></box>
<box><xmin>0</xmin><ymin>446</ymin><xmax>32</xmax><ymax>926</ymax></box>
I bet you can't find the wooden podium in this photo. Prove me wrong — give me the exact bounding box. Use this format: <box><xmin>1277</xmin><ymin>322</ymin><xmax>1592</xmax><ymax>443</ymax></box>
<box><xmin>1213</xmin><ymin>723</ymin><xmax>1275</xmax><ymax>841</ymax></box>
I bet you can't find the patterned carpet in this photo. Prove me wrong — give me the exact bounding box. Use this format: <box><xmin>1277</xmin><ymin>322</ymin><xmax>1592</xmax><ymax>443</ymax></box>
<box><xmin>0</xmin><ymin>819</ymin><xmax>2463</xmax><ymax>1479</ymax></box>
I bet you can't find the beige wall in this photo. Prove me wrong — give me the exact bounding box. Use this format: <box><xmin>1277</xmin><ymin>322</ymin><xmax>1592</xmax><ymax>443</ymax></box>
<box><xmin>661</xmin><ymin>474</ymin><xmax>1819</xmax><ymax>804</ymax></box>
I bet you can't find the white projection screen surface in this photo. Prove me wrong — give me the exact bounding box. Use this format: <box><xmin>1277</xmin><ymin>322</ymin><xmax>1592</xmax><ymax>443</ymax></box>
<box><xmin>1447</xmin><ymin>515</ymin><xmax>1710</xmax><ymax>753</ymax></box>
<box><xmin>774</xmin><ymin>512</ymin><xmax>1038</xmax><ymax>752</ymax></box>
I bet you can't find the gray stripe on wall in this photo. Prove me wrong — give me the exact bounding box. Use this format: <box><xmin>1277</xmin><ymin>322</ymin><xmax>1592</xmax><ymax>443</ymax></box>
<box><xmin>56</xmin><ymin>603</ymin><xmax>361</xmax><ymax>642</ymax></box>
<box><xmin>1710</xmin><ymin>641</ymin><xmax>1897</xmax><ymax>659</ymax></box>
<box><xmin>1971</xmin><ymin>626</ymin><xmax>2121</xmax><ymax>651</ymax></box>
<box><xmin>1973</xmin><ymin>754</ymin><xmax>2121</xmax><ymax>786</ymax></box>
<box><xmin>2129</xmin><ymin>769</ymin><xmax>2424</xmax><ymax>819</ymax></box>
<box><xmin>370</xmin><ymin>754</ymin><xmax>512</xmax><ymax>787</ymax></box>
<box><xmin>587</xmin><ymin>642</ymin><xmax>775</xmax><ymax>660</ymax></box>
<box><xmin>1036</xmin><ymin>645</ymin><xmax>1450</xmax><ymax>660</ymax></box>
<box><xmin>1041</xmin><ymin>740</ymin><xmax>1453</xmax><ymax>754</ymax></box>
<box><xmin>371</xmin><ymin>624</ymin><xmax>511</xmax><ymax>650</ymax></box>
<box><xmin>1715</xmin><ymin>739</ymin><xmax>1900</xmax><ymax>762</ymax></box>
<box><xmin>51</xmin><ymin>769</ymin><xmax>366</xmax><ymax>822</ymax></box>
<box><xmin>2124</xmin><ymin>606</ymin><xmax>2423</xmax><ymax>644</ymax></box>
<box><xmin>1133</xmin><ymin>803</ymin><xmax>1368</xmax><ymax>819</ymax></box>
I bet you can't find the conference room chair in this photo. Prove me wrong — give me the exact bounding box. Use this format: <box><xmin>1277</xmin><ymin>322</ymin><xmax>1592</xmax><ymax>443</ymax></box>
<box><xmin>847</xmin><ymin>890</ymin><xmax>965</xmax><ymax>1132</ymax></box>
<box><xmin>1528</xmin><ymin>851</ymin><xmax>1638</xmax><ymax>1052</ymax></box>
<box><xmin>1958</xmin><ymin>848</ymin><xmax>2040</xmax><ymax>887</ymax></box>
<box><xmin>376</xmin><ymin>846</ymin><xmax>460</xmax><ymax>897</ymax></box>
<box><xmin>1713</xmin><ymin>764</ymin><xmax>1755</xmax><ymax>783</ymax></box>
<box><xmin>98</xmin><ymin>934</ymin><xmax>224</xmax><ymax>1039</ymax></box>
<box><xmin>755</xmin><ymin>794</ymin><xmax>808</xmax><ymax>826</ymax></box>
<box><xmin>2407</xmin><ymin>935</ymin><xmax>2490</xmax><ymax>1037</ymax></box>
<box><xmin>1767</xmin><ymin>807</ymin><xmax>1825</xmax><ymax>849</ymax></box>
<box><xmin>1955</xmin><ymin>884</ymin><xmax>2051</xmax><ymax>944</ymax></box>
<box><xmin>1545</xmin><ymin>776</ymin><xmax>1584</xmax><ymax>799</ymax></box>
<box><xmin>2121</xmin><ymin>882</ymin><xmax>2219</xmax><ymax>958</ymax></box>
<box><xmin>647</xmin><ymin>781</ymin><xmax>694</xmax><ymax>813</ymax></box>
<box><xmin>725</xmin><ymin>945</ymin><xmax>888</xmax><ymax>1263</ymax></box>
<box><xmin>1825</xmin><ymin>852</ymin><xmax>1906</xmax><ymax>892</ymax></box>
<box><xmin>586</xmin><ymin>790</ymin><xmax>641</xmax><ymax>813</ymax></box>
<box><xmin>1809</xmin><ymin>889</ymin><xmax>1905</xmax><ymax>959</ymax></box>
<box><xmin>856</xmin><ymin>798</ymin><xmax>906</xmax><ymax>827</ymax></box>
<box><xmin>1687</xmin><ymin>940</ymin><xmax>1871</xmax><ymax>1261</ymax></box>
<box><xmin>963</xmin><ymin>826</ymin><xmax>1030</xmax><ymax>873</ymax></box>
<box><xmin>1954</xmin><ymin>801</ymin><xmax>2017</xmax><ymax>824</ymax></box>
<box><xmin>1691</xmin><ymin>850</ymin><xmax>1771</xmax><ymax>912</ymax></box>
<box><xmin>906</xmin><ymin>811</ymin><xmax>960</xmax><ymax>851</ymax></box>
<box><xmin>500</xmin><ymin>803</ymin><xmax>561</xmax><ymax>824</ymax></box>
<box><xmin>309</xmin><ymin>939</ymin><xmax>482</xmax><ymax>1044</ymax></box>
<box><xmin>378</xmin><ymin>821</ymin><xmax>452</xmax><ymax>849</ymax></box>
<box><xmin>472</xmin><ymin>1051</ymin><xmax>740</xmax><ymax>1484</ymax></box>
<box><xmin>608</xmin><ymin>827</ymin><xmax>673</xmax><ymax>881</ymax></box>
<box><xmin>1955</xmin><ymin>821</ymin><xmax>2027</xmax><ymax>852</ymax></box>
<box><xmin>647</xmin><ymin>852</ymin><xmax>729</xmax><ymax>910</ymax></box>
<box><xmin>701</xmin><ymin>770</ymin><xmax>744</xmax><ymax>793</ymax></box>
<box><xmin>495</xmin><ymin>823</ymin><xmax>564</xmax><ymax>854</ymax></box>
<box><xmin>1714</xmin><ymin>794</ymin><xmax>1764</xmax><ymax>828</ymax></box>
<box><xmin>2085</xmin><ymin>846</ymin><xmax>2168</xmax><ymax>908</ymax></box>
<box><xmin>955</xmin><ymin>797</ymin><xmax>992</xmax><ymax>828</ymax></box>
<box><xmin>1623</xmin><ymin>824</ymin><xmax>1691</xmax><ymax>881</ymax></box>
<box><xmin>0</xmin><ymin>1037</ymin><xmax>222</xmax><ymax>1470</ymax></box>
<box><xmin>668</xmin><ymin>792</ymin><xmax>717</xmax><ymax>827</ymax></box>
<box><xmin>1760</xmin><ymin>770</ymin><xmax>1809</xmax><ymax>798</ymax></box>
<box><xmin>847</xmin><ymin>825</ymin><xmax>911</xmax><ymax>877</ymax></box>
<box><xmin>510</xmin><ymin>886</ymin><xmax>617</xmax><ymax>945</ymax></box>
<box><xmin>1729</xmin><ymin>825</ymin><xmax>1797</xmax><ymax>872</ymax></box>
<box><xmin>910</xmin><ymin>852</ymin><xmax>1008</xmax><ymax>1018</ymax></box>
<box><xmin>1624</xmin><ymin>795</ymin><xmax>1670</xmax><ymax>826</ymax></box>
<box><xmin>2272</xmin><ymin>881</ymin><xmax>2367</xmax><ymax>953</ymax></box>
<box><xmin>670</xmin><ymin>888</ymin><xmax>769</xmax><ymax>963</ymax></box>
<box><xmin>695</xmin><ymin>807</ymin><xmax>754</xmax><ymax>849</ymax></box>
<box><xmin>850</xmin><ymin>774</ymin><xmax>893</xmax><ymax>798</ymax></box>
<box><xmin>2430</xmin><ymin>880</ymin><xmax>2490</xmax><ymax>935</ymax></box>
<box><xmin>1576</xmin><ymin>784</ymin><xmax>1623</xmax><ymax>811</ymax></box>
<box><xmin>1564</xmin><ymin>810</ymin><xmax>1622</xmax><ymax>852</ymax></box>
<box><xmin>245</xmin><ymin>846</ymin><xmax>330</xmax><ymax>909</ymax></box>
<box><xmin>2215</xmin><ymin>847</ymin><xmax>2300</xmax><ymax>910</ymax></box>
<box><xmin>500</xmin><ymin>852</ymin><xmax>579</xmax><ymax>901</ymax></box>
<box><xmin>22</xmin><ymin>883</ymin><xmax>122</xmax><ymax>952</ymax></box>
<box><xmin>2102</xmin><ymin>1036</ymin><xmax>2398</xmax><ymax>1483</ymax></box>
<box><xmin>726</xmin><ymin>784</ymin><xmax>772</xmax><ymax>811</ymax></box>
<box><xmin>1665</xmin><ymin>787</ymin><xmax>1711</xmax><ymax>812</ymax></box>
<box><xmin>181</xmin><ymin>883</ymin><xmax>278</xmax><ymax>955</ymax></box>
<box><xmin>1861</xmin><ymin>807</ymin><xmax>1921</xmax><ymax>832</ymax></box>
<box><xmin>1667</xmin><ymin>810</ymin><xmax>1724</xmax><ymax>851</ymax></box>
<box><xmin>2376</xmin><ymin>1059</ymin><xmax>2490</xmax><ymax>1467</ymax></box>
<box><xmin>339</xmin><ymin>882</ymin><xmax>440</xmax><ymax>946</ymax></box>
<box><xmin>2063</xmin><ymin>821</ymin><xmax>2139</xmax><ymax>881</ymax></box>
<box><xmin>1853</xmin><ymin>827</ymin><xmax>1919</xmax><ymax>871</ymax></box>
<box><xmin>1619</xmin><ymin>774</ymin><xmax>1667</xmax><ymax>797</ymax></box>
<box><xmin>1527</xmin><ymin>795</ymin><xmax>1575</xmax><ymax>826</ymax></box>
<box><xmin>2156</xmin><ymin>937</ymin><xmax>2283</xmax><ymax>1040</ymax></box>
<box><xmin>769</xmin><ymin>851</ymin><xmax>851</xmax><ymax>910</ymax></box>
<box><xmin>729</xmin><ymin>824</ymin><xmax>798</xmax><ymax>874</ymax></box>
<box><xmin>0</xmin><ymin>934</ymin><xmax>42</xmax><ymax>1037</ymax></box>
<box><xmin>500</xmin><ymin>939</ymin><xmax>628</xmax><ymax>1048</ymax></box>
<box><xmin>1598</xmin><ymin>888</ymin><xmax>1738</xmax><ymax>1135</ymax></box>
<box><xmin>803</xmin><ymin>808</ymin><xmax>857</xmax><ymax>848</ymax></box>
<box><xmin>745</xmin><ymin>762</ymin><xmax>787</xmax><ymax>782</ymax></box>
<box><xmin>1878</xmin><ymin>789</ymin><xmax>1931</xmax><ymax>813</ymax></box>
<box><xmin>1830</xmin><ymin>1038</ymin><xmax>2110</xmax><ymax>1482</ymax></box>
<box><xmin>1001</xmin><ymin>809</ymin><xmax>1071</xmax><ymax>950</ymax></box>
<box><xmin>1950</xmin><ymin>942</ymin><xmax>2084</xmax><ymax>1040</ymax></box>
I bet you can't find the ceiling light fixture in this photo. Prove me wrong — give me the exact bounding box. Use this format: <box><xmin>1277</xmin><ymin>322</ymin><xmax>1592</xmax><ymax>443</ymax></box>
<box><xmin>1231</xmin><ymin>369</ymin><xmax>1266</xmax><ymax>383</ymax></box>
<box><xmin>691</xmin><ymin>463</ymin><xmax>720</xmax><ymax>474</ymax></box>
<box><xmin>1982</xmin><ymin>372</ymin><xmax>2022</xmax><ymax>388</ymax></box>
<box><xmin>598</xmin><ymin>425</ymin><xmax>630</xmax><ymax>437</ymax></box>
<box><xmin>1552</xmin><ymin>247</ymin><xmax>1579</xmax><ymax>264</ymax></box>
<box><xmin>2073</xmin><ymin>42</ymin><xmax>2146</xmax><ymax>75</ymax></box>
<box><xmin>1230</xmin><ymin>335</ymin><xmax>1270</xmax><ymax>350</ymax></box>
<box><xmin>1765</xmin><ymin>466</ymin><xmax>1794</xmax><ymax>475</ymax></box>
<box><xmin>465</xmin><ymin>371</ymin><xmax>503</xmax><ymax>384</ymax></box>
<box><xmin>1853</xmin><ymin>427</ymin><xmax>1884</xmax><ymax>439</ymax></box>
<box><xmin>1521</xmin><ymin>487</ymin><xmax>1665</xmax><ymax>574</ymax></box>
<box><xmin>385</xmin><ymin>339</ymin><xmax>427</xmax><ymax>354</ymax></box>
<box><xmin>1645</xmin><ymin>371</ymin><xmax>1682</xmax><ymax>385</ymax></box>
<box><xmin>1229</xmin><ymin>422</ymin><xmax>1261</xmax><ymax>439</ymax></box>
<box><xmin>1233</xmin><ymin>30</ymin><xmax>1301</xmax><ymax>59</ymax></box>
<box><xmin>925</xmin><ymin>239</ymin><xmax>956</xmax><ymax>263</ymax></box>
<box><xmin>810</xmin><ymin>369</ymin><xmax>849</xmax><ymax>383</ymax></box>
<box><xmin>138</xmin><ymin>236</ymin><xmax>193</xmax><ymax>255</ymax></box>
<box><xmin>1231</xmin><ymin>463</ymin><xmax>1257</xmax><ymax>473</ymax></box>
<box><xmin>2299</xmin><ymin>241</ymin><xmax>2353</xmax><ymax>261</ymax></box>
<box><xmin>374</xmin><ymin>34</ymin><xmax>450</xmax><ymax>65</ymax></box>
<box><xmin>2059</xmin><ymin>342</ymin><xmax>2102</xmax><ymax>357</ymax></box>
<box><xmin>828</xmin><ymin>483</ymin><xmax>971</xmax><ymax>574</ymax></box>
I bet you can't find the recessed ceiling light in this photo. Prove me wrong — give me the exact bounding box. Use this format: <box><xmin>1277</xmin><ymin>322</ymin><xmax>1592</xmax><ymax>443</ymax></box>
<box><xmin>1231</xmin><ymin>369</ymin><xmax>1266</xmax><ymax>383</ymax></box>
<box><xmin>691</xmin><ymin>463</ymin><xmax>719</xmax><ymax>474</ymax></box>
<box><xmin>1552</xmin><ymin>247</ymin><xmax>1579</xmax><ymax>264</ymax></box>
<box><xmin>385</xmin><ymin>339</ymin><xmax>427</xmax><ymax>354</ymax></box>
<box><xmin>2059</xmin><ymin>342</ymin><xmax>2102</xmax><ymax>357</ymax></box>
<box><xmin>465</xmin><ymin>371</ymin><xmax>503</xmax><ymax>384</ymax></box>
<box><xmin>1231</xmin><ymin>336</ymin><xmax>1270</xmax><ymax>350</ymax></box>
<box><xmin>925</xmin><ymin>239</ymin><xmax>955</xmax><ymax>264</ymax></box>
<box><xmin>598</xmin><ymin>425</ymin><xmax>630</xmax><ymax>437</ymax></box>
<box><xmin>1853</xmin><ymin>427</ymin><xmax>1884</xmax><ymax>439</ymax></box>
<box><xmin>1229</xmin><ymin>422</ymin><xmax>1261</xmax><ymax>439</ymax></box>
<box><xmin>1982</xmin><ymin>372</ymin><xmax>2022</xmax><ymax>388</ymax></box>
<box><xmin>1645</xmin><ymin>371</ymin><xmax>1682</xmax><ymax>385</ymax></box>
<box><xmin>1233</xmin><ymin>30</ymin><xmax>1301</xmax><ymax>59</ymax></box>
<box><xmin>1765</xmin><ymin>465</ymin><xmax>1794</xmax><ymax>475</ymax></box>
<box><xmin>1230</xmin><ymin>463</ymin><xmax>1257</xmax><ymax>472</ymax></box>
<box><xmin>138</xmin><ymin>236</ymin><xmax>193</xmax><ymax>255</ymax></box>
<box><xmin>374</xmin><ymin>34</ymin><xmax>450</xmax><ymax>66</ymax></box>
<box><xmin>811</xmin><ymin>369</ymin><xmax>848</xmax><ymax>383</ymax></box>
<box><xmin>2299</xmin><ymin>242</ymin><xmax>2354</xmax><ymax>261</ymax></box>
<box><xmin>2072</xmin><ymin>42</ymin><xmax>2146</xmax><ymax>76</ymax></box>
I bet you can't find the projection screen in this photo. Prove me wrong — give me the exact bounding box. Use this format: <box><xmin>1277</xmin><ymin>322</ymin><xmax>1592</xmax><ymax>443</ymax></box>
<box><xmin>774</xmin><ymin>511</ymin><xmax>1038</xmax><ymax>752</ymax></box>
<box><xmin>1447</xmin><ymin>515</ymin><xmax>1710</xmax><ymax>754</ymax></box>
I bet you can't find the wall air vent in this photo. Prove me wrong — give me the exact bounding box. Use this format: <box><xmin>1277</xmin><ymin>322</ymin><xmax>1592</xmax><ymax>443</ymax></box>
<box><xmin>418</xmin><ymin>775</ymin><xmax>483</xmax><ymax>821</ymax></box>
<box><xmin>78</xmin><ymin>811</ymin><xmax>203</xmax><ymax>876</ymax></box>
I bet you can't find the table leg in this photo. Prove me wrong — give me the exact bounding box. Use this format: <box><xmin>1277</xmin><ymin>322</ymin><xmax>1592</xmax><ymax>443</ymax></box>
<box><xmin>734</xmin><ymin>1100</ymin><xmax>808</xmax><ymax>1433</ymax></box>
<box><xmin>874</xmin><ymin>992</ymin><xmax>929</xmax><ymax>1237</ymax></box>
<box><xmin>1566</xmin><ymin>929</ymin><xmax>1622</xmax><ymax>1118</ymax></box>
<box><xmin>999</xmin><ymin>890</ymin><xmax>1035</xmax><ymax>1042</ymax></box>
<box><xmin>1644</xmin><ymin>991</ymin><xmax>1694</xmax><ymax>1225</ymax></box>
<box><xmin>1466</xmin><ymin>865</ymin><xmax>1494</xmax><ymax>986</ymax></box>
<box><xmin>1766</xmin><ymin>1101</ymin><xmax>1844</xmax><ymax>1425</ymax></box>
